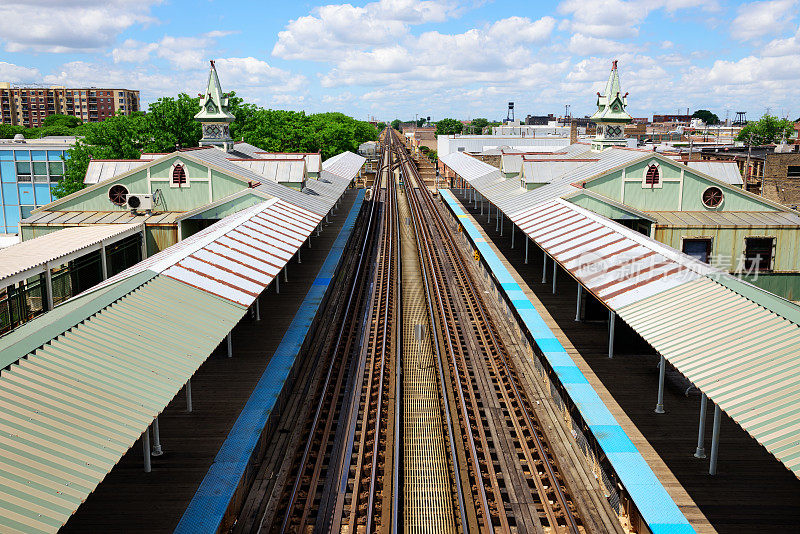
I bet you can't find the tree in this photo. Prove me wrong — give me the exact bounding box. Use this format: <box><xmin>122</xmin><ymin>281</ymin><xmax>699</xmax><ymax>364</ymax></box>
<box><xmin>141</xmin><ymin>94</ymin><xmax>202</xmax><ymax>151</ymax></box>
<box><xmin>391</xmin><ymin>119</ymin><xmax>402</xmax><ymax>131</ymax></box>
<box><xmin>736</xmin><ymin>114</ymin><xmax>796</xmax><ymax>145</ymax></box>
<box><xmin>376</xmin><ymin>122</ymin><xmax>387</xmax><ymax>131</ymax></box>
<box><xmin>692</xmin><ymin>110</ymin><xmax>719</xmax><ymax>125</ymax></box>
<box><xmin>470</xmin><ymin>117</ymin><xmax>488</xmax><ymax>134</ymax></box>
<box><xmin>416</xmin><ymin>117</ymin><xmax>426</xmax><ymax>127</ymax></box>
<box><xmin>435</xmin><ymin>118</ymin><xmax>463</xmax><ymax>136</ymax></box>
<box><xmin>42</xmin><ymin>114</ymin><xmax>82</xmax><ymax>129</ymax></box>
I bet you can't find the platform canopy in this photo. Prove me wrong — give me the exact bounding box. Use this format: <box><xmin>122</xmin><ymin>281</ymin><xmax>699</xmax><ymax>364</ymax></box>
<box><xmin>0</xmin><ymin>223</ymin><xmax>143</xmax><ymax>288</ymax></box>
<box><xmin>0</xmin><ymin>196</ymin><xmax>324</xmax><ymax>532</ymax></box>
<box><xmin>447</xmin><ymin>150</ymin><xmax>800</xmax><ymax>479</ymax></box>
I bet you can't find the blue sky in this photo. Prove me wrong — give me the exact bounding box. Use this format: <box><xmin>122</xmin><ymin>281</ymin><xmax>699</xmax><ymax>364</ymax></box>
<box><xmin>1</xmin><ymin>0</ymin><xmax>798</xmax><ymax>122</ymax></box>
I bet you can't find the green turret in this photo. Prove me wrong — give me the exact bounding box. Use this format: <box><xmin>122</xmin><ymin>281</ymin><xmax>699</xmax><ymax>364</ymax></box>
<box><xmin>590</xmin><ymin>60</ymin><xmax>632</xmax><ymax>151</ymax></box>
<box><xmin>195</xmin><ymin>60</ymin><xmax>235</xmax><ymax>151</ymax></box>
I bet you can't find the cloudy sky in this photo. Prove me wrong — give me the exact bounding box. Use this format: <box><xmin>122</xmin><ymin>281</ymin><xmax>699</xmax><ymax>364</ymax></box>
<box><xmin>1</xmin><ymin>0</ymin><xmax>798</xmax><ymax>121</ymax></box>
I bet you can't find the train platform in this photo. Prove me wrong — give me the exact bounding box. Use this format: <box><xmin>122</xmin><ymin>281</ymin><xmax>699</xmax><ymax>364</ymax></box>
<box><xmin>439</xmin><ymin>189</ymin><xmax>700</xmax><ymax>534</ymax></box>
<box><xmin>62</xmin><ymin>189</ymin><xmax>364</xmax><ymax>533</ymax></box>
<box><xmin>443</xmin><ymin>188</ymin><xmax>800</xmax><ymax>533</ymax></box>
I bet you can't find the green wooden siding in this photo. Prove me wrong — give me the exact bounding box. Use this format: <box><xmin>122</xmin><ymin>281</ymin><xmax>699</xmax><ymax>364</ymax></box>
<box><xmin>654</xmin><ymin>225</ymin><xmax>800</xmax><ymax>272</ymax></box>
<box><xmin>568</xmin><ymin>193</ymin><xmax>645</xmax><ymax>220</ymax></box>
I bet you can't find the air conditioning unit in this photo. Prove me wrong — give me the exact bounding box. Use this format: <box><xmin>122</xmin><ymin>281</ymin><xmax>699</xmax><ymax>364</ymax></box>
<box><xmin>126</xmin><ymin>193</ymin><xmax>153</xmax><ymax>211</ymax></box>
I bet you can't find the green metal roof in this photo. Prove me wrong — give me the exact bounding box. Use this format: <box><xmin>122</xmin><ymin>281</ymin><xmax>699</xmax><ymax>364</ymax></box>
<box><xmin>0</xmin><ymin>275</ymin><xmax>244</xmax><ymax>533</ymax></box>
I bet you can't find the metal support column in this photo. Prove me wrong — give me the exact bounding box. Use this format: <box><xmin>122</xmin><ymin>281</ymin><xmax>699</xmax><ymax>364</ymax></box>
<box><xmin>186</xmin><ymin>379</ymin><xmax>193</xmax><ymax>412</ymax></box>
<box><xmin>542</xmin><ymin>251</ymin><xmax>547</xmax><ymax>283</ymax></box>
<box><xmin>255</xmin><ymin>296</ymin><xmax>261</xmax><ymax>321</ymax></box>
<box><xmin>142</xmin><ymin>429</ymin><xmax>151</xmax><ymax>473</ymax></box>
<box><xmin>297</xmin><ymin>250</ymin><xmax>301</xmax><ymax>264</ymax></box>
<box><xmin>608</xmin><ymin>311</ymin><xmax>615</xmax><ymax>359</ymax></box>
<box><xmin>100</xmin><ymin>243</ymin><xmax>108</xmax><ymax>280</ymax></box>
<box><xmin>44</xmin><ymin>264</ymin><xmax>54</xmax><ymax>311</ymax></box>
<box><xmin>284</xmin><ymin>265</ymin><xmax>288</xmax><ymax>282</ymax></box>
<box><xmin>655</xmin><ymin>355</ymin><xmax>666</xmax><ymax>413</ymax></box>
<box><xmin>552</xmin><ymin>261</ymin><xmax>557</xmax><ymax>294</ymax></box>
<box><xmin>694</xmin><ymin>393</ymin><xmax>708</xmax><ymax>458</ymax></box>
<box><xmin>511</xmin><ymin>224</ymin><xmax>515</xmax><ymax>248</ymax></box>
<box><xmin>500</xmin><ymin>213</ymin><xmax>504</xmax><ymax>236</ymax></box>
<box><xmin>141</xmin><ymin>230</ymin><xmax>148</xmax><ymax>259</ymax></box>
<box><xmin>227</xmin><ymin>332</ymin><xmax>233</xmax><ymax>358</ymax></box>
<box><xmin>151</xmin><ymin>417</ymin><xmax>163</xmax><ymax>456</ymax></box>
<box><xmin>575</xmin><ymin>285</ymin><xmax>582</xmax><ymax>321</ymax></box>
<box><xmin>276</xmin><ymin>273</ymin><xmax>280</xmax><ymax>294</ymax></box>
<box><xmin>525</xmin><ymin>238</ymin><xmax>529</xmax><ymax>264</ymax></box>
<box><xmin>709</xmin><ymin>405</ymin><xmax>722</xmax><ymax>475</ymax></box>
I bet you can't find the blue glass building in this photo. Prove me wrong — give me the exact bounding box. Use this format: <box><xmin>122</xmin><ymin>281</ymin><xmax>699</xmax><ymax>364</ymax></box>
<box><xmin>0</xmin><ymin>139</ymin><xmax>73</xmax><ymax>234</ymax></box>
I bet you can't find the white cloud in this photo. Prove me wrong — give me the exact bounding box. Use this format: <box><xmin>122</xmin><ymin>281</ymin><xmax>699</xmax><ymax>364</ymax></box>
<box><xmin>214</xmin><ymin>57</ymin><xmax>307</xmax><ymax>94</ymax></box>
<box><xmin>111</xmin><ymin>39</ymin><xmax>159</xmax><ymax>63</ymax></box>
<box><xmin>487</xmin><ymin>16</ymin><xmax>556</xmax><ymax>44</ymax></box>
<box><xmin>0</xmin><ymin>62</ymin><xmax>41</xmax><ymax>83</ymax></box>
<box><xmin>272</xmin><ymin>0</ymin><xmax>461</xmax><ymax>61</ymax></box>
<box><xmin>762</xmin><ymin>25</ymin><xmax>800</xmax><ymax>56</ymax></box>
<box><xmin>730</xmin><ymin>0</ymin><xmax>798</xmax><ymax>41</ymax></box>
<box><xmin>113</xmin><ymin>32</ymin><xmax>237</xmax><ymax>70</ymax></box>
<box><xmin>0</xmin><ymin>0</ymin><xmax>160</xmax><ymax>53</ymax></box>
<box><xmin>568</xmin><ymin>34</ymin><xmax>625</xmax><ymax>55</ymax></box>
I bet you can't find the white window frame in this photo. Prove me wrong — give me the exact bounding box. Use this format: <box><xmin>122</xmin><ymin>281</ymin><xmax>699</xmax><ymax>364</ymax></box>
<box><xmin>170</xmin><ymin>160</ymin><xmax>190</xmax><ymax>189</ymax></box>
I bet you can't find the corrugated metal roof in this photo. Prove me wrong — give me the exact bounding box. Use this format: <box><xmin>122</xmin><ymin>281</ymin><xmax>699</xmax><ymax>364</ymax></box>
<box><xmin>229</xmin><ymin>159</ymin><xmax>307</xmax><ymax>183</ymax></box>
<box><xmin>0</xmin><ymin>275</ymin><xmax>244</xmax><ymax>533</ymax></box>
<box><xmin>0</xmin><ymin>224</ymin><xmax>143</xmax><ymax>284</ymax></box>
<box><xmin>616</xmin><ymin>276</ymin><xmax>800</xmax><ymax>478</ymax></box>
<box><xmin>256</xmin><ymin>152</ymin><xmax>322</xmax><ymax>173</ymax></box>
<box><xmin>161</xmin><ymin>199</ymin><xmax>319</xmax><ymax>306</ymax></box>
<box><xmin>511</xmin><ymin>198</ymin><xmax>716</xmax><ymax>309</ymax></box>
<box><xmin>83</xmin><ymin>160</ymin><xmax>152</xmax><ymax>185</ymax></box>
<box><xmin>440</xmin><ymin>151</ymin><xmax>502</xmax><ymax>182</ymax></box>
<box><xmin>22</xmin><ymin>211</ymin><xmax>182</xmax><ymax>227</ymax></box>
<box><xmin>187</xmin><ymin>147</ymin><xmax>332</xmax><ymax>215</ymax></box>
<box><xmin>651</xmin><ymin>210</ymin><xmax>800</xmax><ymax>227</ymax></box>
<box><xmin>500</xmin><ymin>154</ymin><xmax>523</xmax><ymax>174</ymax></box>
<box><xmin>521</xmin><ymin>160</ymin><xmax>596</xmax><ymax>183</ymax></box>
<box><xmin>321</xmin><ymin>151</ymin><xmax>366</xmax><ymax>181</ymax></box>
<box><xmin>0</xmin><ymin>194</ymin><xmax>329</xmax><ymax>530</ymax></box>
<box><xmin>686</xmin><ymin>161</ymin><xmax>743</xmax><ymax>185</ymax></box>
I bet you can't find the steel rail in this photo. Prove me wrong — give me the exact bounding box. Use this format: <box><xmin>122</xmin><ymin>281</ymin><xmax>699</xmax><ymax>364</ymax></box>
<box><xmin>276</xmin><ymin>137</ymin><xmax>387</xmax><ymax>534</ymax></box>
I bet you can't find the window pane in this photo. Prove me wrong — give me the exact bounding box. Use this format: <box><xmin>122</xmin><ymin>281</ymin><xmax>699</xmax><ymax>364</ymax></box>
<box><xmin>15</xmin><ymin>161</ymin><xmax>30</xmax><ymax>175</ymax></box>
<box><xmin>744</xmin><ymin>238</ymin><xmax>774</xmax><ymax>271</ymax></box>
<box><xmin>48</xmin><ymin>161</ymin><xmax>64</xmax><ymax>175</ymax></box>
<box><xmin>32</xmin><ymin>161</ymin><xmax>47</xmax><ymax>175</ymax></box>
<box><xmin>18</xmin><ymin>183</ymin><xmax>34</xmax><ymax>204</ymax></box>
<box><xmin>788</xmin><ymin>166</ymin><xmax>800</xmax><ymax>178</ymax></box>
<box><xmin>1</xmin><ymin>161</ymin><xmax>16</xmax><ymax>182</ymax></box>
<box><xmin>0</xmin><ymin>150</ymin><xmax>12</xmax><ymax>161</ymax></box>
<box><xmin>20</xmin><ymin>205</ymin><xmax>34</xmax><ymax>220</ymax></box>
<box><xmin>46</xmin><ymin>150</ymin><xmax>63</xmax><ymax>160</ymax></box>
<box><xmin>2</xmin><ymin>182</ymin><xmax>18</xmax><ymax>204</ymax></box>
<box><xmin>682</xmin><ymin>239</ymin><xmax>711</xmax><ymax>263</ymax></box>
<box><xmin>14</xmin><ymin>150</ymin><xmax>29</xmax><ymax>161</ymax></box>
<box><xmin>4</xmin><ymin>205</ymin><xmax>19</xmax><ymax>232</ymax></box>
<box><xmin>30</xmin><ymin>150</ymin><xmax>46</xmax><ymax>161</ymax></box>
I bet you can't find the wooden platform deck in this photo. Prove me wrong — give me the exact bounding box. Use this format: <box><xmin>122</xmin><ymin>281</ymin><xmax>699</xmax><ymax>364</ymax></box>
<box><xmin>62</xmin><ymin>190</ymin><xmax>360</xmax><ymax>533</ymax></box>
<box><xmin>450</xmin><ymin>190</ymin><xmax>800</xmax><ymax>534</ymax></box>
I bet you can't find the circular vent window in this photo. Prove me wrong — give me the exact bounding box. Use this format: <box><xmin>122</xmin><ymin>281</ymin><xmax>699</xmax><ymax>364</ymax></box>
<box><xmin>108</xmin><ymin>184</ymin><xmax>129</xmax><ymax>206</ymax></box>
<box><xmin>702</xmin><ymin>186</ymin><xmax>724</xmax><ymax>208</ymax></box>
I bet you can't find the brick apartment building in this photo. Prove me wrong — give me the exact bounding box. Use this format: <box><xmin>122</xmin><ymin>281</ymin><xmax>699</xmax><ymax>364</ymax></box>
<box><xmin>0</xmin><ymin>83</ymin><xmax>140</xmax><ymax>127</ymax></box>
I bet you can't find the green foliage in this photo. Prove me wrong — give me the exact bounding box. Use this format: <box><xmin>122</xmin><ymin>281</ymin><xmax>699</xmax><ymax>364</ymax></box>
<box><xmin>376</xmin><ymin>122</ymin><xmax>387</xmax><ymax>131</ymax></box>
<box><xmin>42</xmin><ymin>114</ymin><xmax>82</xmax><ymax>128</ymax></box>
<box><xmin>435</xmin><ymin>118</ymin><xmax>463</xmax><ymax>136</ymax></box>
<box><xmin>416</xmin><ymin>117</ymin><xmax>426</xmax><ymax>127</ymax></box>
<box><xmin>390</xmin><ymin>119</ymin><xmax>402</xmax><ymax>131</ymax></box>
<box><xmin>736</xmin><ymin>114</ymin><xmax>796</xmax><ymax>145</ymax></box>
<box><xmin>427</xmin><ymin>149</ymin><xmax>438</xmax><ymax>162</ymax></box>
<box><xmin>49</xmin><ymin>89</ymin><xmax>375</xmax><ymax>198</ymax></box>
<box><xmin>692</xmin><ymin>110</ymin><xmax>719</xmax><ymax>125</ymax></box>
<box><xmin>470</xmin><ymin>118</ymin><xmax>488</xmax><ymax>133</ymax></box>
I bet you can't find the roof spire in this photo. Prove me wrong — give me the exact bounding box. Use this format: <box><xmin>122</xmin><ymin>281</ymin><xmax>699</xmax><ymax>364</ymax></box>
<box><xmin>195</xmin><ymin>60</ymin><xmax>235</xmax><ymax>151</ymax></box>
<box><xmin>590</xmin><ymin>59</ymin><xmax>633</xmax><ymax>152</ymax></box>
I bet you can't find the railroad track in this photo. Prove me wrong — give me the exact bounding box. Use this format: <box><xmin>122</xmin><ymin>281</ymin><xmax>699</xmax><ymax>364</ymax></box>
<box><xmin>395</xmin><ymin>130</ymin><xmax>582</xmax><ymax>533</ymax></box>
<box><xmin>253</xmin><ymin>131</ymin><xmax>399</xmax><ymax>534</ymax></box>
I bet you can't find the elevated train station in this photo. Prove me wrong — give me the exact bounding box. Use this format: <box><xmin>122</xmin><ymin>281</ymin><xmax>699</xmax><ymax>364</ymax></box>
<box><xmin>1</xmin><ymin>61</ymin><xmax>798</xmax><ymax>534</ymax></box>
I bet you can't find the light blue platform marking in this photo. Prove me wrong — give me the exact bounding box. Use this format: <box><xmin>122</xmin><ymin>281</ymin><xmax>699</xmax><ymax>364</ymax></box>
<box><xmin>176</xmin><ymin>190</ymin><xmax>365</xmax><ymax>534</ymax></box>
<box><xmin>438</xmin><ymin>189</ymin><xmax>695</xmax><ymax>533</ymax></box>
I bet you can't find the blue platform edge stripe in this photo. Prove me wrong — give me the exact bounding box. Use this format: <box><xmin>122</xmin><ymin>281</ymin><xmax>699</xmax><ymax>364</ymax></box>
<box><xmin>439</xmin><ymin>190</ymin><xmax>695</xmax><ymax>531</ymax></box>
<box><xmin>175</xmin><ymin>190</ymin><xmax>365</xmax><ymax>534</ymax></box>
